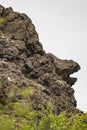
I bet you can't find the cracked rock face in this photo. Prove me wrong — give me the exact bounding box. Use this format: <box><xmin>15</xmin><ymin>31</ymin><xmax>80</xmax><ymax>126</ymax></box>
<box><xmin>0</xmin><ymin>4</ymin><xmax>80</xmax><ymax>113</ymax></box>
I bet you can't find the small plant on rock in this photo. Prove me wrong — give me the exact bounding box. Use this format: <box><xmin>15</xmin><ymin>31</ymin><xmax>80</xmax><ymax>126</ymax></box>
<box><xmin>0</xmin><ymin>17</ymin><xmax>5</xmax><ymax>27</ymax></box>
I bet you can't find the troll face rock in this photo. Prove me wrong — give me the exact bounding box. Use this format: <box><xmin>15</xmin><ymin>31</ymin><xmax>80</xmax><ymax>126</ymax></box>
<box><xmin>0</xmin><ymin>4</ymin><xmax>80</xmax><ymax>113</ymax></box>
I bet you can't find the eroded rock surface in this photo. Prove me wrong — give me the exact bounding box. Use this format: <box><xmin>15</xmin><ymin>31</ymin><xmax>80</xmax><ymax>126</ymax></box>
<box><xmin>0</xmin><ymin>4</ymin><xmax>80</xmax><ymax>114</ymax></box>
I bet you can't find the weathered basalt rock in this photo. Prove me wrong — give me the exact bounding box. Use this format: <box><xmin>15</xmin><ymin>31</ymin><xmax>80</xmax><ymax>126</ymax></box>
<box><xmin>0</xmin><ymin>4</ymin><xmax>80</xmax><ymax>114</ymax></box>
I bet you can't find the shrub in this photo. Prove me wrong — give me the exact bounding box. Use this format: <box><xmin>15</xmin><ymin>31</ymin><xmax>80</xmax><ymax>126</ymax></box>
<box><xmin>0</xmin><ymin>82</ymin><xmax>87</xmax><ymax>130</ymax></box>
<box><xmin>0</xmin><ymin>104</ymin><xmax>87</xmax><ymax>130</ymax></box>
<box><xmin>69</xmin><ymin>113</ymin><xmax>87</xmax><ymax>130</ymax></box>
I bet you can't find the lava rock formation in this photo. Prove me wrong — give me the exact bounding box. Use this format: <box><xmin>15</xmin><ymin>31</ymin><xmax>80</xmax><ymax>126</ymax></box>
<box><xmin>0</xmin><ymin>5</ymin><xmax>80</xmax><ymax>114</ymax></box>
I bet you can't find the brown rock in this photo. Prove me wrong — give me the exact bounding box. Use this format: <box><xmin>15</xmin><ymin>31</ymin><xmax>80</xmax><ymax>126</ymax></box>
<box><xmin>0</xmin><ymin>5</ymin><xmax>80</xmax><ymax>114</ymax></box>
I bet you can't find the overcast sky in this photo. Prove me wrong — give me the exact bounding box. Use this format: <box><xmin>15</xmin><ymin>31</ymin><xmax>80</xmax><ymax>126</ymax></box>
<box><xmin>0</xmin><ymin>0</ymin><xmax>87</xmax><ymax>112</ymax></box>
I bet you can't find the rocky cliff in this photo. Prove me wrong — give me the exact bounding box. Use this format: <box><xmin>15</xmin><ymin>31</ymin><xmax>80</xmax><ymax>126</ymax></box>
<box><xmin>0</xmin><ymin>5</ymin><xmax>80</xmax><ymax>114</ymax></box>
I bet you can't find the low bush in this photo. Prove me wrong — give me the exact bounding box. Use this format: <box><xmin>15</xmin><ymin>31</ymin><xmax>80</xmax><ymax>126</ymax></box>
<box><xmin>0</xmin><ymin>102</ymin><xmax>87</xmax><ymax>130</ymax></box>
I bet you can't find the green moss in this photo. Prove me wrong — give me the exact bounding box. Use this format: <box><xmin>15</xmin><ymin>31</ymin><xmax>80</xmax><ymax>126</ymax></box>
<box><xmin>28</xmin><ymin>79</ymin><xmax>39</xmax><ymax>87</ymax></box>
<box><xmin>19</xmin><ymin>87</ymin><xmax>34</xmax><ymax>98</ymax></box>
<box><xmin>0</xmin><ymin>115</ymin><xmax>15</xmax><ymax>130</ymax></box>
<box><xmin>7</xmin><ymin>87</ymin><xmax>15</xmax><ymax>99</ymax></box>
<box><xmin>0</xmin><ymin>17</ymin><xmax>5</xmax><ymax>27</ymax></box>
<box><xmin>13</xmin><ymin>102</ymin><xmax>30</xmax><ymax>117</ymax></box>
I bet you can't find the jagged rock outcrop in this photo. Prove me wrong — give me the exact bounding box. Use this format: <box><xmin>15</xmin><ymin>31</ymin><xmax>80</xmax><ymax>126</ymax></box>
<box><xmin>0</xmin><ymin>5</ymin><xmax>80</xmax><ymax>114</ymax></box>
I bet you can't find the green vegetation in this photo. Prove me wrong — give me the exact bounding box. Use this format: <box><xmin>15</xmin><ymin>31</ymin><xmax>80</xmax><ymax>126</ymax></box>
<box><xmin>0</xmin><ymin>17</ymin><xmax>5</xmax><ymax>27</ymax></box>
<box><xmin>0</xmin><ymin>102</ymin><xmax>87</xmax><ymax>130</ymax></box>
<box><xmin>0</xmin><ymin>115</ymin><xmax>15</xmax><ymax>130</ymax></box>
<box><xmin>0</xmin><ymin>81</ymin><xmax>87</xmax><ymax>130</ymax></box>
<box><xmin>19</xmin><ymin>87</ymin><xmax>34</xmax><ymax>98</ymax></box>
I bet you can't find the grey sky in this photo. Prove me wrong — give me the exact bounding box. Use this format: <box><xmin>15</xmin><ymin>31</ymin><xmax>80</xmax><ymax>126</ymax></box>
<box><xmin>0</xmin><ymin>0</ymin><xmax>87</xmax><ymax>112</ymax></box>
